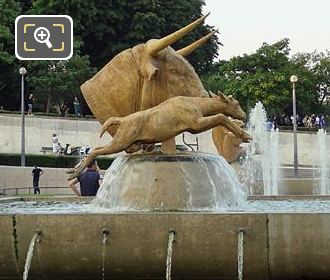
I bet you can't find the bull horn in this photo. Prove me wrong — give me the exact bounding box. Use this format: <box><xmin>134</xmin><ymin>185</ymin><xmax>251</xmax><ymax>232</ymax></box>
<box><xmin>177</xmin><ymin>31</ymin><xmax>216</xmax><ymax>56</ymax></box>
<box><xmin>147</xmin><ymin>12</ymin><xmax>210</xmax><ymax>56</ymax></box>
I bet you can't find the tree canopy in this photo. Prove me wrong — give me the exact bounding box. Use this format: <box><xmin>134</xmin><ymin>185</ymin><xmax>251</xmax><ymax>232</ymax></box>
<box><xmin>0</xmin><ymin>0</ymin><xmax>21</xmax><ymax>109</ymax></box>
<box><xmin>0</xmin><ymin>0</ymin><xmax>329</xmax><ymax>118</ymax></box>
<box><xmin>202</xmin><ymin>39</ymin><xmax>329</xmax><ymax>116</ymax></box>
<box><xmin>0</xmin><ymin>0</ymin><xmax>219</xmax><ymax>114</ymax></box>
<box><xmin>31</xmin><ymin>0</ymin><xmax>219</xmax><ymax>72</ymax></box>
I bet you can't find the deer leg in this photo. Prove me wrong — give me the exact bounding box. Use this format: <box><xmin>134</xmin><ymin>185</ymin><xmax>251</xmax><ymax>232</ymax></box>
<box><xmin>66</xmin><ymin>140</ymin><xmax>132</xmax><ymax>180</ymax></box>
<box><xmin>67</xmin><ymin>122</ymin><xmax>138</xmax><ymax>179</ymax></box>
<box><xmin>216</xmin><ymin>116</ymin><xmax>251</xmax><ymax>142</ymax></box>
<box><xmin>161</xmin><ymin>137</ymin><xmax>176</xmax><ymax>154</ymax></box>
<box><xmin>190</xmin><ymin>114</ymin><xmax>251</xmax><ymax>142</ymax></box>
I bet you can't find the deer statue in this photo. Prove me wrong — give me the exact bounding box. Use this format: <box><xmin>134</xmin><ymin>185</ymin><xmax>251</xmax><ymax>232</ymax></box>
<box><xmin>80</xmin><ymin>14</ymin><xmax>218</xmax><ymax>147</ymax></box>
<box><xmin>67</xmin><ymin>94</ymin><xmax>251</xmax><ymax>179</ymax></box>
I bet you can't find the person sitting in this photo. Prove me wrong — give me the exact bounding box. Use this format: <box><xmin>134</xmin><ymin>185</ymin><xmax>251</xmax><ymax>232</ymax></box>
<box><xmin>69</xmin><ymin>160</ymin><xmax>101</xmax><ymax>196</ymax></box>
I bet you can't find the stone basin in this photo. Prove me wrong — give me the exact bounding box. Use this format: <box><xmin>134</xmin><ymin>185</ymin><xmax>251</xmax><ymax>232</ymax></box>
<box><xmin>1</xmin><ymin>196</ymin><xmax>330</xmax><ymax>280</ymax></box>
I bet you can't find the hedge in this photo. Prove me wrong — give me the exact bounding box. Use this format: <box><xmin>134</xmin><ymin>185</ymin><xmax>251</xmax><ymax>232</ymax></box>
<box><xmin>0</xmin><ymin>154</ymin><xmax>115</xmax><ymax>169</ymax></box>
<box><xmin>0</xmin><ymin>111</ymin><xmax>95</xmax><ymax>119</ymax></box>
<box><xmin>278</xmin><ymin>126</ymin><xmax>324</xmax><ymax>132</ymax></box>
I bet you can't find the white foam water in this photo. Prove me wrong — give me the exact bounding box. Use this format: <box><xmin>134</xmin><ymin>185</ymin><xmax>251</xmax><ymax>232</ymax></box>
<box><xmin>240</xmin><ymin>102</ymin><xmax>280</xmax><ymax>195</ymax></box>
<box><xmin>92</xmin><ymin>154</ymin><xmax>247</xmax><ymax>211</ymax></box>
<box><xmin>3</xmin><ymin>199</ymin><xmax>330</xmax><ymax>213</ymax></box>
<box><xmin>317</xmin><ymin>129</ymin><xmax>329</xmax><ymax>194</ymax></box>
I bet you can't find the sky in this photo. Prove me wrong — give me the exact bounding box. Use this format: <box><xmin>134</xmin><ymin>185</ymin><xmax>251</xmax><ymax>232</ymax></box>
<box><xmin>204</xmin><ymin>0</ymin><xmax>330</xmax><ymax>60</ymax></box>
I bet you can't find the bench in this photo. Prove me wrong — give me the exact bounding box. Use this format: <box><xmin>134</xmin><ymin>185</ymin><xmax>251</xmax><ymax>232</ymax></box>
<box><xmin>40</xmin><ymin>146</ymin><xmax>53</xmax><ymax>154</ymax></box>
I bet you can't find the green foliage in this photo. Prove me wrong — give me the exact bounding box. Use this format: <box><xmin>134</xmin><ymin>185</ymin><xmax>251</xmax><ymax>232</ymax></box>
<box><xmin>0</xmin><ymin>0</ymin><xmax>20</xmax><ymax>64</ymax></box>
<box><xmin>0</xmin><ymin>0</ymin><xmax>21</xmax><ymax>110</ymax></box>
<box><xmin>203</xmin><ymin>39</ymin><xmax>320</xmax><ymax>116</ymax></box>
<box><xmin>0</xmin><ymin>153</ymin><xmax>115</xmax><ymax>169</ymax></box>
<box><xmin>0</xmin><ymin>0</ymin><xmax>218</xmax><ymax>113</ymax></box>
<box><xmin>26</xmin><ymin>40</ymin><xmax>95</xmax><ymax>115</ymax></box>
<box><xmin>31</xmin><ymin>0</ymin><xmax>218</xmax><ymax>73</ymax></box>
<box><xmin>292</xmin><ymin>51</ymin><xmax>330</xmax><ymax>109</ymax></box>
<box><xmin>2</xmin><ymin>1</ymin><xmax>329</xmax><ymax>118</ymax></box>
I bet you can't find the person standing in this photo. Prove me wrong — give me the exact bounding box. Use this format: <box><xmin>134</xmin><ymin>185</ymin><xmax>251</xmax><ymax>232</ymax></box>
<box><xmin>52</xmin><ymin>133</ymin><xmax>60</xmax><ymax>154</ymax></box>
<box><xmin>315</xmin><ymin>115</ymin><xmax>320</xmax><ymax>128</ymax></box>
<box><xmin>73</xmin><ymin>97</ymin><xmax>81</xmax><ymax>117</ymax></box>
<box><xmin>32</xmin><ymin>166</ymin><xmax>43</xmax><ymax>195</ymax></box>
<box><xmin>69</xmin><ymin>160</ymin><xmax>101</xmax><ymax>196</ymax></box>
<box><xmin>320</xmin><ymin>115</ymin><xmax>326</xmax><ymax>128</ymax></box>
<box><xmin>27</xmin><ymin>94</ymin><xmax>34</xmax><ymax>116</ymax></box>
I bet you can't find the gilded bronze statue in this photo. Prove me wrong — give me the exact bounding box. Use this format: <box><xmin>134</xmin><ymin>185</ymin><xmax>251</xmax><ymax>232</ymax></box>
<box><xmin>80</xmin><ymin>14</ymin><xmax>214</xmax><ymax>137</ymax></box>
<box><xmin>67</xmin><ymin>13</ymin><xmax>251</xmax><ymax>179</ymax></box>
<box><xmin>67</xmin><ymin>94</ymin><xmax>251</xmax><ymax>179</ymax></box>
<box><xmin>212</xmin><ymin>119</ymin><xmax>246</xmax><ymax>163</ymax></box>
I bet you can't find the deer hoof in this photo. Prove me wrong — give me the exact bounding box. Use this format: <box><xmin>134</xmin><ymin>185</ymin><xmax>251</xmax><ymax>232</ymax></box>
<box><xmin>67</xmin><ymin>171</ymin><xmax>79</xmax><ymax>180</ymax></box>
<box><xmin>241</xmin><ymin>132</ymin><xmax>252</xmax><ymax>143</ymax></box>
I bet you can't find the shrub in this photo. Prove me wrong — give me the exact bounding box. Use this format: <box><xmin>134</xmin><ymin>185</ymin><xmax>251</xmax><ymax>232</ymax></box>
<box><xmin>0</xmin><ymin>154</ymin><xmax>115</xmax><ymax>169</ymax></box>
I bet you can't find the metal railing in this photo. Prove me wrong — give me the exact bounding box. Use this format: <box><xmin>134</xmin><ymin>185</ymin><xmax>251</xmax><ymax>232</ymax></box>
<box><xmin>182</xmin><ymin>133</ymin><xmax>199</xmax><ymax>152</ymax></box>
<box><xmin>0</xmin><ymin>186</ymin><xmax>72</xmax><ymax>197</ymax></box>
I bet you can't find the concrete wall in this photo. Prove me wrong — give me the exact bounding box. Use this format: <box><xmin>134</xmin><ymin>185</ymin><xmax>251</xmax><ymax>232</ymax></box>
<box><xmin>0</xmin><ymin>114</ymin><xmax>213</xmax><ymax>156</ymax></box>
<box><xmin>1</xmin><ymin>114</ymin><xmax>330</xmax><ymax>165</ymax></box>
<box><xmin>0</xmin><ymin>165</ymin><xmax>324</xmax><ymax>196</ymax></box>
<box><xmin>278</xmin><ymin>131</ymin><xmax>330</xmax><ymax>166</ymax></box>
<box><xmin>0</xmin><ymin>114</ymin><xmax>111</xmax><ymax>154</ymax></box>
<box><xmin>1</xmin><ymin>210</ymin><xmax>330</xmax><ymax>279</ymax></box>
<box><xmin>0</xmin><ymin>166</ymin><xmax>106</xmax><ymax>195</ymax></box>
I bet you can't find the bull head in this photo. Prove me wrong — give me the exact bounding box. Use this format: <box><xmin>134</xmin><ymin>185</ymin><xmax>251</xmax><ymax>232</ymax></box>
<box><xmin>81</xmin><ymin>13</ymin><xmax>216</xmax><ymax>132</ymax></box>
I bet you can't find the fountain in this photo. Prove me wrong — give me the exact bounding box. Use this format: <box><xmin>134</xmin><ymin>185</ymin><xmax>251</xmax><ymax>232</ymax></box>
<box><xmin>166</xmin><ymin>229</ymin><xmax>176</xmax><ymax>280</ymax></box>
<box><xmin>239</xmin><ymin>102</ymin><xmax>280</xmax><ymax>195</ymax></box>
<box><xmin>2</xmin><ymin>13</ymin><xmax>330</xmax><ymax>280</ymax></box>
<box><xmin>101</xmin><ymin>229</ymin><xmax>109</xmax><ymax>280</ymax></box>
<box><xmin>92</xmin><ymin>154</ymin><xmax>247</xmax><ymax>211</ymax></box>
<box><xmin>22</xmin><ymin>230</ymin><xmax>41</xmax><ymax>280</ymax></box>
<box><xmin>317</xmin><ymin>129</ymin><xmax>329</xmax><ymax>194</ymax></box>
<box><xmin>237</xmin><ymin>229</ymin><xmax>244</xmax><ymax>280</ymax></box>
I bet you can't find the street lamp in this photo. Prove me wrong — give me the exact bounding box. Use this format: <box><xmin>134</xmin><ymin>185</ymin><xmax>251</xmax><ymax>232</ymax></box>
<box><xmin>19</xmin><ymin>67</ymin><xmax>27</xmax><ymax>167</ymax></box>
<box><xmin>290</xmin><ymin>75</ymin><xmax>298</xmax><ymax>176</ymax></box>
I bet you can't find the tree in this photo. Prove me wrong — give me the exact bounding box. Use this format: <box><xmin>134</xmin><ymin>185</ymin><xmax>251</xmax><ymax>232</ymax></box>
<box><xmin>1</xmin><ymin>0</ymin><xmax>219</xmax><ymax>112</ymax></box>
<box><xmin>0</xmin><ymin>0</ymin><xmax>21</xmax><ymax>110</ymax></box>
<box><xmin>203</xmin><ymin>39</ymin><xmax>318</xmax><ymax>115</ymax></box>
<box><xmin>31</xmin><ymin>0</ymin><xmax>219</xmax><ymax>74</ymax></box>
<box><xmin>27</xmin><ymin>42</ymin><xmax>95</xmax><ymax>115</ymax></box>
<box><xmin>292</xmin><ymin>51</ymin><xmax>330</xmax><ymax>109</ymax></box>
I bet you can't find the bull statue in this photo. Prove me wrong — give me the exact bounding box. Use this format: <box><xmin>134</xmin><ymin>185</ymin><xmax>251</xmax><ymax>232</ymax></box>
<box><xmin>69</xmin><ymin>13</ymin><xmax>250</xmax><ymax>179</ymax></box>
<box><xmin>212</xmin><ymin>119</ymin><xmax>246</xmax><ymax>163</ymax></box>
<box><xmin>67</xmin><ymin>94</ymin><xmax>251</xmax><ymax>179</ymax></box>
<box><xmin>81</xmin><ymin>13</ymin><xmax>215</xmax><ymax>138</ymax></box>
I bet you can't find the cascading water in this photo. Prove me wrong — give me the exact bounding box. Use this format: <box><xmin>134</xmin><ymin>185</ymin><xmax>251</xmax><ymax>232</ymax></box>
<box><xmin>237</xmin><ymin>229</ymin><xmax>244</xmax><ymax>280</ymax></box>
<box><xmin>269</xmin><ymin>129</ymin><xmax>279</xmax><ymax>195</ymax></box>
<box><xmin>23</xmin><ymin>230</ymin><xmax>41</xmax><ymax>280</ymax></box>
<box><xmin>240</xmin><ymin>102</ymin><xmax>280</xmax><ymax>195</ymax></box>
<box><xmin>101</xmin><ymin>229</ymin><xmax>108</xmax><ymax>280</ymax></box>
<box><xmin>317</xmin><ymin>129</ymin><xmax>329</xmax><ymax>194</ymax></box>
<box><xmin>166</xmin><ymin>229</ymin><xmax>176</xmax><ymax>280</ymax></box>
<box><xmin>92</xmin><ymin>154</ymin><xmax>247</xmax><ymax>211</ymax></box>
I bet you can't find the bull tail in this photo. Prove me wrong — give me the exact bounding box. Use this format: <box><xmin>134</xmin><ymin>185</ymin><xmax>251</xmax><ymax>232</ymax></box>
<box><xmin>100</xmin><ymin>117</ymin><xmax>123</xmax><ymax>138</ymax></box>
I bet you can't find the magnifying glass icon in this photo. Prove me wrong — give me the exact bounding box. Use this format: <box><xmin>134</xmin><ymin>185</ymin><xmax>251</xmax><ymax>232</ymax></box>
<box><xmin>34</xmin><ymin>27</ymin><xmax>53</xmax><ymax>49</ymax></box>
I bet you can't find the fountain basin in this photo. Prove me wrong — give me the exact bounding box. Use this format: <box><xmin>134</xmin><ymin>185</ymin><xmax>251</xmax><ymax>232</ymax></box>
<box><xmin>94</xmin><ymin>153</ymin><xmax>246</xmax><ymax>210</ymax></box>
<box><xmin>249</xmin><ymin>178</ymin><xmax>323</xmax><ymax>195</ymax></box>
<box><xmin>2</xmin><ymin>198</ymin><xmax>330</xmax><ymax>279</ymax></box>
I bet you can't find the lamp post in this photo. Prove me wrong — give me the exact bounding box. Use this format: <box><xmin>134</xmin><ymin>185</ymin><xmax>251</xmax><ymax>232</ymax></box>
<box><xmin>290</xmin><ymin>75</ymin><xmax>298</xmax><ymax>176</ymax></box>
<box><xmin>19</xmin><ymin>67</ymin><xmax>27</xmax><ymax>167</ymax></box>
